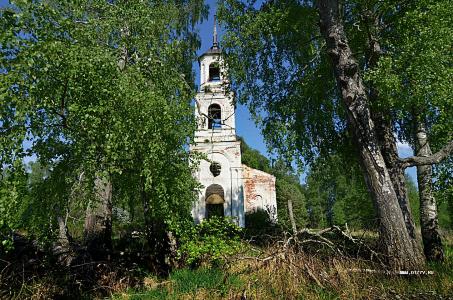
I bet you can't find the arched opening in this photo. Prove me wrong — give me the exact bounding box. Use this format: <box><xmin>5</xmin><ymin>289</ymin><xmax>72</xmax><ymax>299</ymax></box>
<box><xmin>208</xmin><ymin>62</ymin><xmax>220</xmax><ymax>81</ymax></box>
<box><xmin>205</xmin><ymin>184</ymin><xmax>225</xmax><ymax>219</ymax></box>
<box><xmin>208</xmin><ymin>104</ymin><xmax>222</xmax><ymax>129</ymax></box>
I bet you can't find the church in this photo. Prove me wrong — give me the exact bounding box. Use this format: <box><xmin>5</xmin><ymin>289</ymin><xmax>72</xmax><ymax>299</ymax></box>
<box><xmin>190</xmin><ymin>20</ymin><xmax>277</xmax><ymax>227</ymax></box>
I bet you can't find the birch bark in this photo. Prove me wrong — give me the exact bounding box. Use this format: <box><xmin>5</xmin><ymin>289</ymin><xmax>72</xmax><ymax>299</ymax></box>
<box><xmin>317</xmin><ymin>0</ymin><xmax>425</xmax><ymax>269</ymax></box>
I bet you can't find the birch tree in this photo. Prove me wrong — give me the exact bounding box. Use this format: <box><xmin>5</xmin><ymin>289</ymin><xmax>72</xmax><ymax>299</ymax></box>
<box><xmin>0</xmin><ymin>0</ymin><xmax>207</xmax><ymax>264</ymax></box>
<box><xmin>219</xmin><ymin>0</ymin><xmax>452</xmax><ymax>268</ymax></box>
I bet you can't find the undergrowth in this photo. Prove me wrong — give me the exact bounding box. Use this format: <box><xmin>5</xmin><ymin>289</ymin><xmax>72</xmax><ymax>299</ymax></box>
<box><xmin>113</xmin><ymin>233</ymin><xmax>453</xmax><ymax>300</ymax></box>
<box><xmin>2</xmin><ymin>230</ymin><xmax>453</xmax><ymax>299</ymax></box>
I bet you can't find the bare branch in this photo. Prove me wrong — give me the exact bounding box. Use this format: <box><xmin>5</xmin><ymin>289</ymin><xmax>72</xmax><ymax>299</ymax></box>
<box><xmin>400</xmin><ymin>139</ymin><xmax>453</xmax><ymax>169</ymax></box>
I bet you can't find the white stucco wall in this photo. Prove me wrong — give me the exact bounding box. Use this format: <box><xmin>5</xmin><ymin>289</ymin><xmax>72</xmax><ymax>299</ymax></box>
<box><xmin>194</xmin><ymin>91</ymin><xmax>236</xmax><ymax>143</ymax></box>
<box><xmin>191</xmin><ymin>47</ymin><xmax>276</xmax><ymax>228</ymax></box>
<box><xmin>191</xmin><ymin>141</ymin><xmax>245</xmax><ymax>227</ymax></box>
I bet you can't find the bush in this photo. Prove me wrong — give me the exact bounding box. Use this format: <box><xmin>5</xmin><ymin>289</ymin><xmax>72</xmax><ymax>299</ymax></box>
<box><xmin>0</xmin><ymin>223</ymin><xmax>13</xmax><ymax>254</ymax></box>
<box><xmin>244</xmin><ymin>208</ymin><xmax>279</xmax><ymax>239</ymax></box>
<box><xmin>177</xmin><ymin>217</ymin><xmax>242</xmax><ymax>267</ymax></box>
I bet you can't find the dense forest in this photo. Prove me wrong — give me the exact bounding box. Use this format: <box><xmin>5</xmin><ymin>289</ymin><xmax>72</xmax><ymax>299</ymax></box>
<box><xmin>1</xmin><ymin>0</ymin><xmax>452</xmax><ymax>299</ymax></box>
<box><xmin>241</xmin><ymin>137</ymin><xmax>452</xmax><ymax>232</ymax></box>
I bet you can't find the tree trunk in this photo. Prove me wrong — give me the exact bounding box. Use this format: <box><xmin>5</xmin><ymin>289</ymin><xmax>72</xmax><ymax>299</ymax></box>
<box><xmin>372</xmin><ymin>113</ymin><xmax>418</xmax><ymax>237</ymax></box>
<box><xmin>317</xmin><ymin>0</ymin><xmax>425</xmax><ymax>269</ymax></box>
<box><xmin>84</xmin><ymin>176</ymin><xmax>113</xmax><ymax>257</ymax></box>
<box><xmin>415</xmin><ymin>121</ymin><xmax>444</xmax><ymax>261</ymax></box>
<box><xmin>54</xmin><ymin>214</ymin><xmax>76</xmax><ymax>266</ymax></box>
<box><xmin>371</xmin><ymin>112</ymin><xmax>425</xmax><ymax>260</ymax></box>
<box><xmin>57</xmin><ymin>215</ymin><xmax>71</xmax><ymax>247</ymax></box>
<box><xmin>287</xmin><ymin>198</ymin><xmax>297</xmax><ymax>234</ymax></box>
<box><xmin>364</xmin><ymin>15</ymin><xmax>419</xmax><ymax>243</ymax></box>
<box><xmin>140</xmin><ymin>176</ymin><xmax>170</xmax><ymax>275</ymax></box>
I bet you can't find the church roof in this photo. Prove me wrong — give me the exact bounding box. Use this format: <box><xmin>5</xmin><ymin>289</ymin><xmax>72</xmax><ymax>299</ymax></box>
<box><xmin>199</xmin><ymin>46</ymin><xmax>222</xmax><ymax>60</ymax></box>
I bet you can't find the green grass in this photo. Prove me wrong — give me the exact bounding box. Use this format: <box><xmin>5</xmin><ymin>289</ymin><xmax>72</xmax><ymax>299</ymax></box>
<box><xmin>170</xmin><ymin>267</ymin><xmax>241</xmax><ymax>294</ymax></box>
<box><xmin>126</xmin><ymin>289</ymin><xmax>169</xmax><ymax>300</ymax></box>
<box><xmin>114</xmin><ymin>234</ymin><xmax>453</xmax><ymax>300</ymax></box>
<box><xmin>425</xmin><ymin>244</ymin><xmax>453</xmax><ymax>280</ymax></box>
<box><xmin>115</xmin><ymin>267</ymin><xmax>243</xmax><ymax>300</ymax></box>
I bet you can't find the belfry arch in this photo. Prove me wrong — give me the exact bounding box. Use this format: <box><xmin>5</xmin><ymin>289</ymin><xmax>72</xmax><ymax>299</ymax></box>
<box><xmin>208</xmin><ymin>103</ymin><xmax>222</xmax><ymax>129</ymax></box>
<box><xmin>208</xmin><ymin>62</ymin><xmax>220</xmax><ymax>81</ymax></box>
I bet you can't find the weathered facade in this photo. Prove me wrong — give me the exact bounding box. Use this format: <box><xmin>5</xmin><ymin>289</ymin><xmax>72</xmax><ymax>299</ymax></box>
<box><xmin>242</xmin><ymin>165</ymin><xmax>277</xmax><ymax>221</ymax></box>
<box><xmin>191</xmin><ymin>20</ymin><xmax>277</xmax><ymax>227</ymax></box>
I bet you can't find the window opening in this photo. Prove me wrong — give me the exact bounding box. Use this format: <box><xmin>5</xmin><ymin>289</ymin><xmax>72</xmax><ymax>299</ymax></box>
<box><xmin>210</xmin><ymin>162</ymin><xmax>221</xmax><ymax>177</ymax></box>
<box><xmin>208</xmin><ymin>62</ymin><xmax>220</xmax><ymax>81</ymax></box>
<box><xmin>208</xmin><ymin>104</ymin><xmax>222</xmax><ymax>129</ymax></box>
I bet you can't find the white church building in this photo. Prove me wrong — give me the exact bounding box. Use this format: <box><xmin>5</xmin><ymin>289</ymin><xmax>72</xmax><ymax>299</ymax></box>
<box><xmin>190</xmin><ymin>20</ymin><xmax>277</xmax><ymax>227</ymax></box>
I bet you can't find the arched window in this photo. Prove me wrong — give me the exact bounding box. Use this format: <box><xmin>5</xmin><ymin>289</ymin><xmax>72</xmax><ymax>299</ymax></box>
<box><xmin>208</xmin><ymin>104</ymin><xmax>222</xmax><ymax>129</ymax></box>
<box><xmin>208</xmin><ymin>62</ymin><xmax>220</xmax><ymax>81</ymax></box>
<box><xmin>205</xmin><ymin>184</ymin><xmax>225</xmax><ymax>219</ymax></box>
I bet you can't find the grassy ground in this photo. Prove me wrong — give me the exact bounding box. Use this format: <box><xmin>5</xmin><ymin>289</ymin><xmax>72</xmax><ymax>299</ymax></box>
<box><xmin>3</xmin><ymin>230</ymin><xmax>452</xmax><ymax>299</ymax></box>
<box><xmin>113</xmin><ymin>233</ymin><xmax>453</xmax><ymax>300</ymax></box>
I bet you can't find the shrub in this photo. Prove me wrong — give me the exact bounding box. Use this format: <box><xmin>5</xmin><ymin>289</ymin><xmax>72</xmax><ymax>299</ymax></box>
<box><xmin>177</xmin><ymin>217</ymin><xmax>242</xmax><ymax>266</ymax></box>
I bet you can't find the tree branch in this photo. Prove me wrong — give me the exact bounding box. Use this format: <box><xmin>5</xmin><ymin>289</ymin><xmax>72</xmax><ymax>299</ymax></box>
<box><xmin>400</xmin><ymin>139</ymin><xmax>453</xmax><ymax>169</ymax></box>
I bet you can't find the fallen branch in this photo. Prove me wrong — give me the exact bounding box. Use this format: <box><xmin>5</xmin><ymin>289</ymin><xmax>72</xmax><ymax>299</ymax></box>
<box><xmin>304</xmin><ymin>264</ymin><xmax>324</xmax><ymax>288</ymax></box>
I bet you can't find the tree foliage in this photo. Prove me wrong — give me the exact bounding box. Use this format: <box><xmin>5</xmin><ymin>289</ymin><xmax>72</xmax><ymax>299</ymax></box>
<box><xmin>0</xmin><ymin>0</ymin><xmax>207</xmax><ymax>247</ymax></box>
<box><xmin>365</xmin><ymin>2</ymin><xmax>452</xmax><ymax>230</ymax></box>
<box><xmin>365</xmin><ymin>0</ymin><xmax>452</xmax><ymax>147</ymax></box>
<box><xmin>219</xmin><ymin>1</ymin><xmax>343</xmax><ymax>166</ymax></box>
<box><xmin>219</xmin><ymin>0</ymin><xmax>451</xmax><ymax>172</ymax></box>
<box><xmin>219</xmin><ymin>0</ymin><xmax>452</xmax><ymax>267</ymax></box>
<box><xmin>305</xmin><ymin>154</ymin><xmax>375</xmax><ymax>229</ymax></box>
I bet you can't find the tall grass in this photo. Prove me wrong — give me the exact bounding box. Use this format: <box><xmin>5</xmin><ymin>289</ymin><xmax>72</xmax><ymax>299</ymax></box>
<box><xmin>115</xmin><ymin>236</ymin><xmax>453</xmax><ymax>300</ymax></box>
<box><xmin>12</xmin><ymin>231</ymin><xmax>452</xmax><ymax>299</ymax></box>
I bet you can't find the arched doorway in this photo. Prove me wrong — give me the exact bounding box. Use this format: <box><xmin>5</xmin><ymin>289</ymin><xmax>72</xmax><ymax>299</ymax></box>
<box><xmin>205</xmin><ymin>184</ymin><xmax>225</xmax><ymax>219</ymax></box>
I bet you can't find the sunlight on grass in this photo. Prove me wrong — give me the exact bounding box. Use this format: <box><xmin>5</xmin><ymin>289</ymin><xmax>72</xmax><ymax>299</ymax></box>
<box><xmin>114</xmin><ymin>268</ymin><xmax>243</xmax><ymax>300</ymax></box>
<box><xmin>114</xmin><ymin>233</ymin><xmax>453</xmax><ymax>300</ymax></box>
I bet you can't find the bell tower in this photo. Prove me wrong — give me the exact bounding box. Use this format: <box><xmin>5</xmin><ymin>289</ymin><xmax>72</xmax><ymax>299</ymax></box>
<box><xmin>191</xmin><ymin>16</ymin><xmax>245</xmax><ymax>227</ymax></box>
<box><xmin>195</xmin><ymin>15</ymin><xmax>236</xmax><ymax>142</ymax></box>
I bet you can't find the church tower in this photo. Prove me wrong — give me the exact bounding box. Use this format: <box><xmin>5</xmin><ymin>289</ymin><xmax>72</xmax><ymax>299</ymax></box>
<box><xmin>191</xmin><ymin>16</ymin><xmax>245</xmax><ymax>227</ymax></box>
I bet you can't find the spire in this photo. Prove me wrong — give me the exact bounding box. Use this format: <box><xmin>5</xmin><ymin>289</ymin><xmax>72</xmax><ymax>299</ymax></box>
<box><xmin>198</xmin><ymin>13</ymin><xmax>221</xmax><ymax>59</ymax></box>
<box><xmin>212</xmin><ymin>14</ymin><xmax>218</xmax><ymax>48</ymax></box>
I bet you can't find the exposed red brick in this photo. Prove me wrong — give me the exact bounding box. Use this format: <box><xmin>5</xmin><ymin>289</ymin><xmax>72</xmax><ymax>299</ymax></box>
<box><xmin>242</xmin><ymin>164</ymin><xmax>276</xmax><ymax>212</ymax></box>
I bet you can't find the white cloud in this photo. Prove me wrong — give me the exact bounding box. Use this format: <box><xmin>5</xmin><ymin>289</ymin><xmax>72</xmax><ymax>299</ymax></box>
<box><xmin>396</xmin><ymin>139</ymin><xmax>413</xmax><ymax>158</ymax></box>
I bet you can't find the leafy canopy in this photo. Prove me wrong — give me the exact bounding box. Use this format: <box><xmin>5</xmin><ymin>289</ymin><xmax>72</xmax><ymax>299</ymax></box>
<box><xmin>0</xmin><ymin>0</ymin><xmax>207</xmax><ymax>240</ymax></box>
